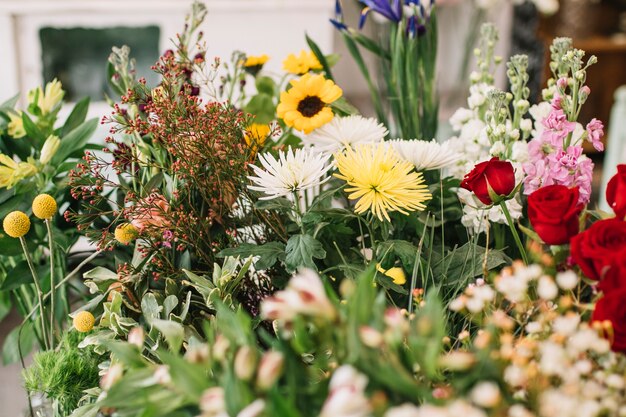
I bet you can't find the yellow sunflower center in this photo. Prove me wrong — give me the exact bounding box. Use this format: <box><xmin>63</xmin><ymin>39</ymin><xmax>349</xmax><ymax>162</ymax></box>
<box><xmin>297</xmin><ymin>96</ymin><xmax>324</xmax><ymax>118</ymax></box>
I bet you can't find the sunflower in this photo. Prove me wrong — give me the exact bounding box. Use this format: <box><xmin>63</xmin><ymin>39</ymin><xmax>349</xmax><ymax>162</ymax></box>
<box><xmin>277</xmin><ymin>74</ymin><xmax>342</xmax><ymax>134</ymax></box>
<box><xmin>282</xmin><ymin>50</ymin><xmax>322</xmax><ymax>75</ymax></box>
<box><xmin>334</xmin><ymin>144</ymin><xmax>432</xmax><ymax>222</ymax></box>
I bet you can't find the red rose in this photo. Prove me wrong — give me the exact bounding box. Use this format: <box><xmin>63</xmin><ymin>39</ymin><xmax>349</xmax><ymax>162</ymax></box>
<box><xmin>597</xmin><ymin>248</ymin><xmax>626</xmax><ymax>293</ymax></box>
<box><xmin>570</xmin><ymin>218</ymin><xmax>626</xmax><ymax>280</ymax></box>
<box><xmin>460</xmin><ymin>157</ymin><xmax>516</xmax><ymax>205</ymax></box>
<box><xmin>606</xmin><ymin>164</ymin><xmax>626</xmax><ymax>220</ymax></box>
<box><xmin>527</xmin><ymin>185</ymin><xmax>583</xmax><ymax>245</ymax></box>
<box><xmin>592</xmin><ymin>287</ymin><xmax>626</xmax><ymax>352</ymax></box>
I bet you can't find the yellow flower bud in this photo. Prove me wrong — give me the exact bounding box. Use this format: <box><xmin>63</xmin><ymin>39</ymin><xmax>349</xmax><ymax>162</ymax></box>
<box><xmin>32</xmin><ymin>194</ymin><xmax>57</xmax><ymax>219</ymax></box>
<box><xmin>39</xmin><ymin>135</ymin><xmax>60</xmax><ymax>165</ymax></box>
<box><xmin>114</xmin><ymin>223</ymin><xmax>138</xmax><ymax>245</ymax></box>
<box><xmin>73</xmin><ymin>310</ymin><xmax>95</xmax><ymax>333</ymax></box>
<box><xmin>3</xmin><ymin>211</ymin><xmax>30</xmax><ymax>238</ymax></box>
<box><xmin>39</xmin><ymin>79</ymin><xmax>64</xmax><ymax>115</ymax></box>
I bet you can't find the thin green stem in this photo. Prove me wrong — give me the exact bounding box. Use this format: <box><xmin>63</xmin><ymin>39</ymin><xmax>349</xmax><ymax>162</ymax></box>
<box><xmin>19</xmin><ymin>237</ymin><xmax>49</xmax><ymax>350</ymax></box>
<box><xmin>499</xmin><ymin>201</ymin><xmax>529</xmax><ymax>264</ymax></box>
<box><xmin>45</xmin><ymin>220</ymin><xmax>55</xmax><ymax>349</ymax></box>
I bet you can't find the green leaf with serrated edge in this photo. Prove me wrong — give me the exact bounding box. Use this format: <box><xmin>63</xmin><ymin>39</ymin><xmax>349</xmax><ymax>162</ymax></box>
<box><xmin>285</xmin><ymin>234</ymin><xmax>326</xmax><ymax>271</ymax></box>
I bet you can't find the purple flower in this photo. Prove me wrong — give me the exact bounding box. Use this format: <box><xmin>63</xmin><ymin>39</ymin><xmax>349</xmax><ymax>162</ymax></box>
<box><xmin>586</xmin><ymin>118</ymin><xmax>604</xmax><ymax>152</ymax></box>
<box><xmin>359</xmin><ymin>0</ymin><xmax>403</xmax><ymax>28</ymax></box>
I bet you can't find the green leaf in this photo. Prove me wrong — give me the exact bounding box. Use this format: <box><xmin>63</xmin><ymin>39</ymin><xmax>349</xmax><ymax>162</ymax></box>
<box><xmin>376</xmin><ymin>240</ymin><xmax>420</xmax><ymax>270</ymax></box>
<box><xmin>21</xmin><ymin>112</ymin><xmax>46</xmax><ymax>143</ymax></box>
<box><xmin>158</xmin><ymin>350</ymin><xmax>209</xmax><ymax>400</ymax></box>
<box><xmin>143</xmin><ymin>172</ymin><xmax>164</xmax><ymax>193</ymax></box>
<box><xmin>2</xmin><ymin>322</ymin><xmax>35</xmax><ymax>365</ymax></box>
<box><xmin>217</xmin><ymin>242</ymin><xmax>286</xmax><ymax>270</ymax></box>
<box><xmin>105</xmin><ymin>340</ymin><xmax>146</xmax><ymax>367</ymax></box>
<box><xmin>61</xmin><ymin>97</ymin><xmax>90</xmax><ymax>137</ymax></box>
<box><xmin>0</xmin><ymin>94</ymin><xmax>19</xmax><ymax>110</ymax></box>
<box><xmin>254</xmin><ymin>197</ymin><xmax>293</xmax><ymax>212</ymax></box>
<box><xmin>255</xmin><ymin>76</ymin><xmax>276</xmax><ymax>96</ymax></box>
<box><xmin>51</xmin><ymin>118</ymin><xmax>98</xmax><ymax>165</ymax></box>
<box><xmin>285</xmin><ymin>234</ymin><xmax>326</xmax><ymax>271</ymax></box>
<box><xmin>432</xmin><ymin>243</ymin><xmax>510</xmax><ymax>288</ymax></box>
<box><xmin>306</xmin><ymin>33</ymin><xmax>334</xmax><ymax>81</ymax></box>
<box><xmin>330</xmin><ymin>97</ymin><xmax>359</xmax><ymax>116</ymax></box>
<box><xmin>244</xmin><ymin>94</ymin><xmax>275</xmax><ymax>124</ymax></box>
<box><xmin>83</xmin><ymin>266</ymin><xmax>119</xmax><ymax>293</ymax></box>
<box><xmin>152</xmin><ymin>319</ymin><xmax>184</xmax><ymax>352</ymax></box>
<box><xmin>141</xmin><ymin>293</ymin><xmax>163</xmax><ymax>323</ymax></box>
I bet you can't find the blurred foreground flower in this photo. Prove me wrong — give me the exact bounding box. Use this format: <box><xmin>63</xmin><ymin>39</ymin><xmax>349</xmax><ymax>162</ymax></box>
<box><xmin>261</xmin><ymin>268</ymin><xmax>336</xmax><ymax>324</ymax></box>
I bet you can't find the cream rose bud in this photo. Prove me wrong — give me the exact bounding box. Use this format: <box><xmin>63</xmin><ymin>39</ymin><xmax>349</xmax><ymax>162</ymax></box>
<box><xmin>359</xmin><ymin>326</ymin><xmax>383</xmax><ymax>348</ymax></box>
<box><xmin>127</xmin><ymin>327</ymin><xmax>145</xmax><ymax>348</ymax></box>
<box><xmin>234</xmin><ymin>346</ymin><xmax>257</xmax><ymax>381</ymax></box>
<box><xmin>238</xmin><ymin>399</ymin><xmax>266</xmax><ymax>417</ymax></box>
<box><xmin>439</xmin><ymin>351</ymin><xmax>476</xmax><ymax>371</ymax></box>
<box><xmin>154</xmin><ymin>365</ymin><xmax>172</xmax><ymax>385</ymax></box>
<box><xmin>320</xmin><ymin>366</ymin><xmax>371</xmax><ymax>417</ymax></box>
<box><xmin>470</xmin><ymin>381</ymin><xmax>501</xmax><ymax>408</ymax></box>
<box><xmin>384</xmin><ymin>404</ymin><xmax>422</xmax><ymax>417</ymax></box>
<box><xmin>100</xmin><ymin>363</ymin><xmax>124</xmax><ymax>390</ymax></box>
<box><xmin>212</xmin><ymin>335</ymin><xmax>230</xmax><ymax>361</ymax></box>
<box><xmin>256</xmin><ymin>351</ymin><xmax>284</xmax><ymax>390</ymax></box>
<box><xmin>199</xmin><ymin>387</ymin><xmax>226</xmax><ymax>415</ymax></box>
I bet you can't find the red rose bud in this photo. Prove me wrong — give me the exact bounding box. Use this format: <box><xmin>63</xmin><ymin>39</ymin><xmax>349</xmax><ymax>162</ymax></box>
<box><xmin>592</xmin><ymin>286</ymin><xmax>626</xmax><ymax>352</ymax></box>
<box><xmin>460</xmin><ymin>157</ymin><xmax>516</xmax><ymax>205</ymax></box>
<box><xmin>606</xmin><ymin>164</ymin><xmax>626</xmax><ymax>220</ymax></box>
<box><xmin>570</xmin><ymin>218</ymin><xmax>626</xmax><ymax>281</ymax></box>
<box><xmin>527</xmin><ymin>185</ymin><xmax>583</xmax><ymax>245</ymax></box>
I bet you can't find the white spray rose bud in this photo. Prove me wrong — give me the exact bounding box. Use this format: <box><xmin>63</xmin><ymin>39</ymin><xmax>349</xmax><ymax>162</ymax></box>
<box><xmin>256</xmin><ymin>351</ymin><xmax>284</xmax><ymax>390</ymax></box>
<box><xmin>234</xmin><ymin>346</ymin><xmax>257</xmax><ymax>381</ymax></box>
<box><xmin>127</xmin><ymin>326</ymin><xmax>145</xmax><ymax>348</ymax></box>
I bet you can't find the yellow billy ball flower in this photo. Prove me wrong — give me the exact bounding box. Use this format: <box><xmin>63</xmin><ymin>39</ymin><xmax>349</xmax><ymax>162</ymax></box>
<box><xmin>3</xmin><ymin>211</ymin><xmax>31</xmax><ymax>238</ymax></box>
<box><xmin>32</xmin><ymin>194</ymin><xmax>57</xmax><ymax>219</ymax></box>
<box><xmin>276</xmin><ymin>73</ymin><xmax>342</xmax><ymax>134</ymax></box>
<box><xmin>115</xmin><ymin>223</ymin><xmax>138</xmax><ymax>245</ymax></box>
<box><xmin>334</xmin><ymin>143</ymin><xmax>432</xmax><ymax>222</ymax></box>
<box><xmin>376</xmin><ymin>263</ymin><xmax>407</xmax><ymax>285</ymax></box>
<box><xmin>282</xmin><ymin>50</ymin><xmax>322</xmax><ymax>75</ymax></box>
<box><xmin>73</xmin><ymin>311</ymin><xmax>95</xmax><ymax>333</ymax></box>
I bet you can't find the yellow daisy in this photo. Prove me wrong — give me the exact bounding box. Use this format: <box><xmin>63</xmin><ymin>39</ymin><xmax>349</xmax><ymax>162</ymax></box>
<box><xmin>334</xmin><ymin>144</ymin><xmax>432</xmax><ymax>222</ymax></box>
<box><xmin>282</xmin><ymin>50</ymin><xmax>322</xmax><ymax>75</ymax></box>
<box><xmin>243</xmin><ymin>54</ymin><xmax>270</xmax><ymax>67</ymax></box>
<box><xmin>276</xmin><ymin>73</ymin><xmax>342</xmax><ymax>134</ymax></box>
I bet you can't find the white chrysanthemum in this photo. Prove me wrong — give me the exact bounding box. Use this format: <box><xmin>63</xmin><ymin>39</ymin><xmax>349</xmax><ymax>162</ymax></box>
<box><xmin>387</xmin><ymin>139</ymin><xmax>460</xmax><ymax>171</ymax></box>
<box><xmin>302</xmin><ymin>115</ymin><xmax>387</xmax><ymax>155</ymax></box>
<box><xmin>248</xmin><ymin>148</ymin><xmax>331</xmax><ymax>200</ymax></box>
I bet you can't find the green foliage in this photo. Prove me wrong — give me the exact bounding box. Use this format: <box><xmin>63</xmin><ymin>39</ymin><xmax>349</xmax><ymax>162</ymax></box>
<box><xmin>23</xmin><ymin>331</ymin><xmax>100</xmax><ymax>416</ymax></box>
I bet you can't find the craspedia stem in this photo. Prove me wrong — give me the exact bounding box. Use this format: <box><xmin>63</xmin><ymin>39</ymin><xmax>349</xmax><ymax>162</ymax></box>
<box><xmin>19</xmin><ymin>237</ymin><xmax>49</xmax><ymax>350</ymax></box>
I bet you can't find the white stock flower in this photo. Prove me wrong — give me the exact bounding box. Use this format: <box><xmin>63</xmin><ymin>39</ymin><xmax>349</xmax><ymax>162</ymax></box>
<box><xmin>248</xmin><ymin>147</ymin><xmax>331</xmax><ymax>200</ymax></box>
<box><xmin>320</xmin><ymin>365</ymin><xmax>371</xmax><ymax>417</ymax></box>
<box><xmin>260</xmin><ymin>268</ymin><xmax>336</xmax><ymax>323</ymax></box>
<box><xmin>450</xmin><ymin>108</ymin><xmax>474</xmax><ymax>131</ymax></box>
<box><xmin>303</xmin><ymin>115</ymin><xmax>387</xmax><ymax>156</ymax></box>
<box><xmin>388</xmin><ymin>139</ymin><xmax>460</xmax><ymax>171</ymax></box>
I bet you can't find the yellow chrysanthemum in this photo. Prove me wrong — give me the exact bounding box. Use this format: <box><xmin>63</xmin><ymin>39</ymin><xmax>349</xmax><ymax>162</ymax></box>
<box><xmin>376</xmin><ymin>263</ymin><xmax>407</xmax><ymax>285</ymax></box>
<box><xmin>3</xmin><ymin>211</ymin><xmax>31</xmax><ymax>238</ymax></box>
<box><xmin>334</xmin><ymin>144</ymin><xmax>432</xmax><ymax>222</ymax></box>
<box><xmin>32</xmin><ymin>194</ymin><xmax>57</xmax><ymax>220</ymax></box>
<box><xmin>73</xmin><ymin>311</ymin><xmax>95</xmax><ymax>333</ymax></box>
<box><xmin>245</xmin><ymin>123</ymin><xmax>271</xmax><ymax>152</ymax></box>
<box><xmin>244</xmin><ymin>54</ymin><xmax>270</xmax><ymax>67</ymax></box>
<box><xmin>276</xmin><ymin>73</ymin><xmax>342</xmax><ymax>134</ymax></box>
<box><xmin>7</xmin><ymin>112</ymin><xmax>26</xmax><ymax>139</ymax></box>
<box><xmin>282</xmin><ymin>50</ymin><xmax>322</xmax><ymax>75</ymax></box>
<box><xmin>114</xmin><ymin>223</ymin><xmax>138</xmax><ymax>245</ymax></box>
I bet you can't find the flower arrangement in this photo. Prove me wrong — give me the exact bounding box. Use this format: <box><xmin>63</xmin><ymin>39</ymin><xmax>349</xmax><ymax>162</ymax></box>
<box><xmin>5</xmin><ymin>2</ymin><xmax>626</xmax><ymax>417</ymax></box>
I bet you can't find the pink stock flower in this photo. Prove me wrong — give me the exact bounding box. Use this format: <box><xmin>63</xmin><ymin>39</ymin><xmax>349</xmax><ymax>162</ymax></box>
<box><xmin>542</xmin><ymin>109</ymin><xmax>576</xmax><ymax>145</ymax></box>
<box><xmin>129</xmin><ymin>193</ymin><xmax>171</xmax><ymax>231</ymax></box>
<box><xmin>557</xmin><ymin>77</ymin><xmax>568</xmax><ymax>89</ymax></box>
<box><xmin>551</xmin><ymin>93</ymin><xmax>563</xmax><ymax>110</ymax></box>
<box><xmin>586</xmin><ymin>118</ymin><xmax>604</xmax><ymax>151</ymax></box>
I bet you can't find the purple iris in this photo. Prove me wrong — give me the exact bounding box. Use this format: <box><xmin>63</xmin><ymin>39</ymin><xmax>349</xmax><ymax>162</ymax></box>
<box><xmin>330</xmin><ymin>0</ymin><xmax>348</xmax><ymax>31</ymax></box>
<box><xmin>359</xmin><ymin>0</ymin><xmax>403</xmax><ymax>28</ymax></box>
